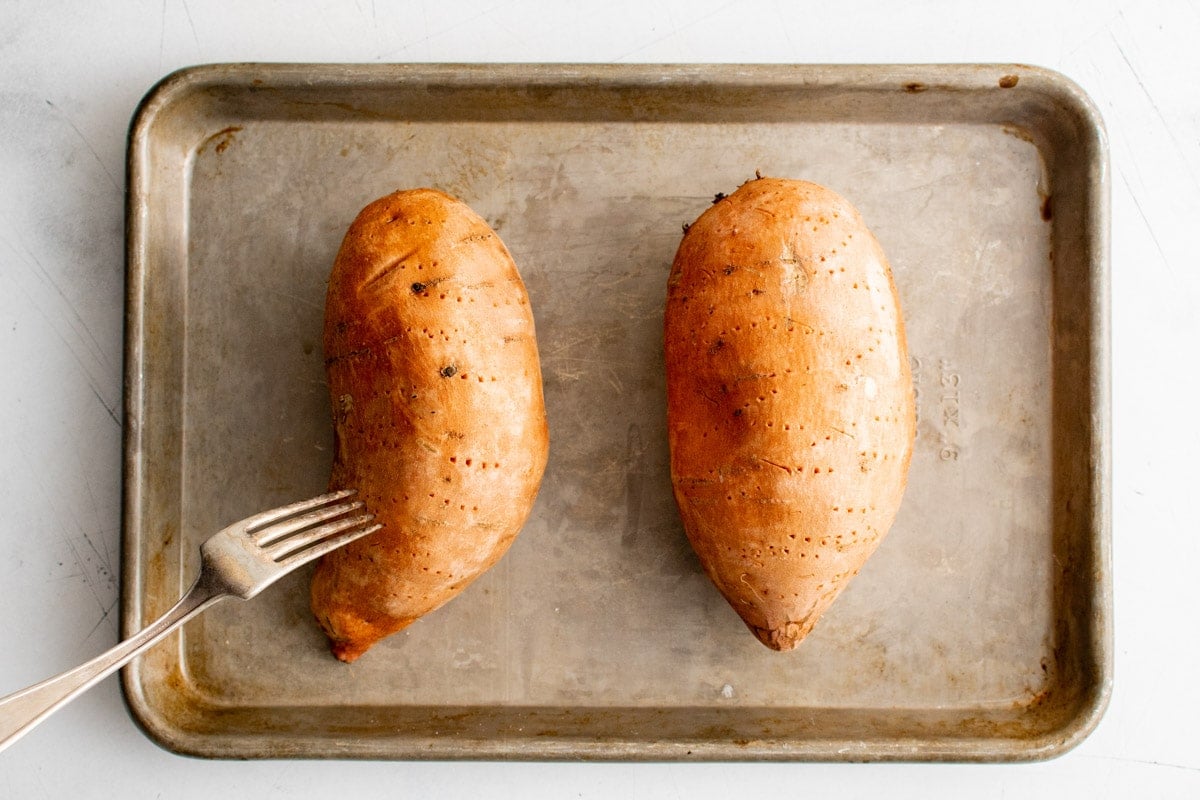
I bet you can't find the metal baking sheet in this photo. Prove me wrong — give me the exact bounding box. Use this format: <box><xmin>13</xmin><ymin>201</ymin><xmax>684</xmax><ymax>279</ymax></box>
<box><xmin>121</xmin><ymin>63</ymin><xmax>1111</xmax><ymax>761</ymax></box>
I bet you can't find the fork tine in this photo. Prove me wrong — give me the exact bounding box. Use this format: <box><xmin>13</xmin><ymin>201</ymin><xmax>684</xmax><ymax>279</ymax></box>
<box><xmin>242</xmin><ymin>489</ymin><xmax>357</xmax><ymax>534</ymax></box>
<box><xmin>264</xmin><ymin>513</ymin><xmax>379</xmax><ymax>562</ymax></box>
<box><xmin>253</xmin><ymin>499</ymin><xmax>365</xmax><ymax>546</ymax></box>
<box><xmin>276</xmin><ymin>521</ymin><xmax>384</xmax><ymax>569</ymax></box>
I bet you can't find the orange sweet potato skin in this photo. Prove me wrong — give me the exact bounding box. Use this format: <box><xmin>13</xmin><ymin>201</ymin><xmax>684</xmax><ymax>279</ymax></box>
<box><xmin>664</xmin><ymin>178</ymin><xmax>915</xmax><ymax>651</ymax></box>
<box><xmin>311</xmin><ymin>189</ymin><xmax>548</xmax><ymax>662</ymax></box>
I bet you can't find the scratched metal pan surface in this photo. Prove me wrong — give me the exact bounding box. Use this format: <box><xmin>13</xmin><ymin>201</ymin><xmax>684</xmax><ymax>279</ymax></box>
<box><xmin>121</xmin><ymin>63</ymin><xmax>1110</xmax><ymax>761</ymax></box>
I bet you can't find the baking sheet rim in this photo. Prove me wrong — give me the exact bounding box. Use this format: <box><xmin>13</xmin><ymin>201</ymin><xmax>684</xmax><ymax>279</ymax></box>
<box><xmin>119</xmin><ymin>61</ymin><xmax>1112</xmax><ymax>762</ymax></box>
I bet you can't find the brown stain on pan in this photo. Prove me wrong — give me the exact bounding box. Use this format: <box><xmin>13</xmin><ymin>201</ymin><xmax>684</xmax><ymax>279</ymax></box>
<box><xmin>1000</xmin><ymin>125</ymin><xmax>1054</xmax><ymax>223</ymax></box>
<box><xmin>1001</xmin><ymin>124</ymin><xmax>1036</xmax><ymax>144</ymax></box>
<box><xmin>1040</xmin><ymin>193</ymin><xmax>1053</xmax><ymax>221</ymax></box>
<box><xmin>198</xmin><ymin>125</ymin><xmax>243</xmax><ymax>154</ymax></box>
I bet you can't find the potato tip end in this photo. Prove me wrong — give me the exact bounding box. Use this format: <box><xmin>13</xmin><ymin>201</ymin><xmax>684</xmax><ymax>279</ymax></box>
<box><xmin>750</xmin><ymin>619</ymin><xmax>815</xmax><ymax>652</ymax></box>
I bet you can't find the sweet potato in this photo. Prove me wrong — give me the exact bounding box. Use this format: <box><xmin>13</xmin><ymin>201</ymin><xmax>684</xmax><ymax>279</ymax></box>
<box><xmin>664</xmin><ymin>177</ymin><xmax>915</xmax><ymax>651</ymax></box>
<box><xmin>311</xmin><ymin>188</ymin><xmax>548</xmax><ymax>662</ymax></box>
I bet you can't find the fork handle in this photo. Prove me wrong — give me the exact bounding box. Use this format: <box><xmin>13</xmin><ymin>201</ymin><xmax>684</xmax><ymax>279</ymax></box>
<box><xmin>0</xmin><ymin>574</ymin><xmax>224</xmax><ymax>753</ymax></box>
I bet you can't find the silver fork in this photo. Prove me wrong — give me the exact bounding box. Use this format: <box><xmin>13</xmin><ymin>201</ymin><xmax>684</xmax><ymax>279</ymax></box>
<box><xmin>0</xmin><ymin>489</ymin><xmax>380</xmax><ymax>753</ymax></box>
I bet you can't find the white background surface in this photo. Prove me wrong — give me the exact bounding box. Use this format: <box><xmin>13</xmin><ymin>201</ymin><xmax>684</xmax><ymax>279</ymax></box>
<box><xmin>0</xmin><ymin>0</ymin><xmax>1195</xmax><ymax>796</ymax></box>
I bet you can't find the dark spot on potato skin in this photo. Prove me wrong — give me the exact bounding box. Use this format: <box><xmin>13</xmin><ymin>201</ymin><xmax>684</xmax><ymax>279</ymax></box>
<box><xmin>411</xmin><ymin>282</ymin><xmax>426</xmax><ymax>293</ymax></box>
<box><xmin>902</xmin><ymin>82</ymin><xmax>927</xmax><ymax>93</ymax></box>
<box><xmin>999</xmin><ymin>74</ymin><xmax>1019</xmax><ymax>88</ymax></box>
<box><xmin>439</xmin><ymin>364</ymin><xmax>457</xmax><ymax>378</ymax></box>
<box><xmin>1040</xmin><ymin>194</ymin><xmax>1053</xmax><ymax>221</ymax></box>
